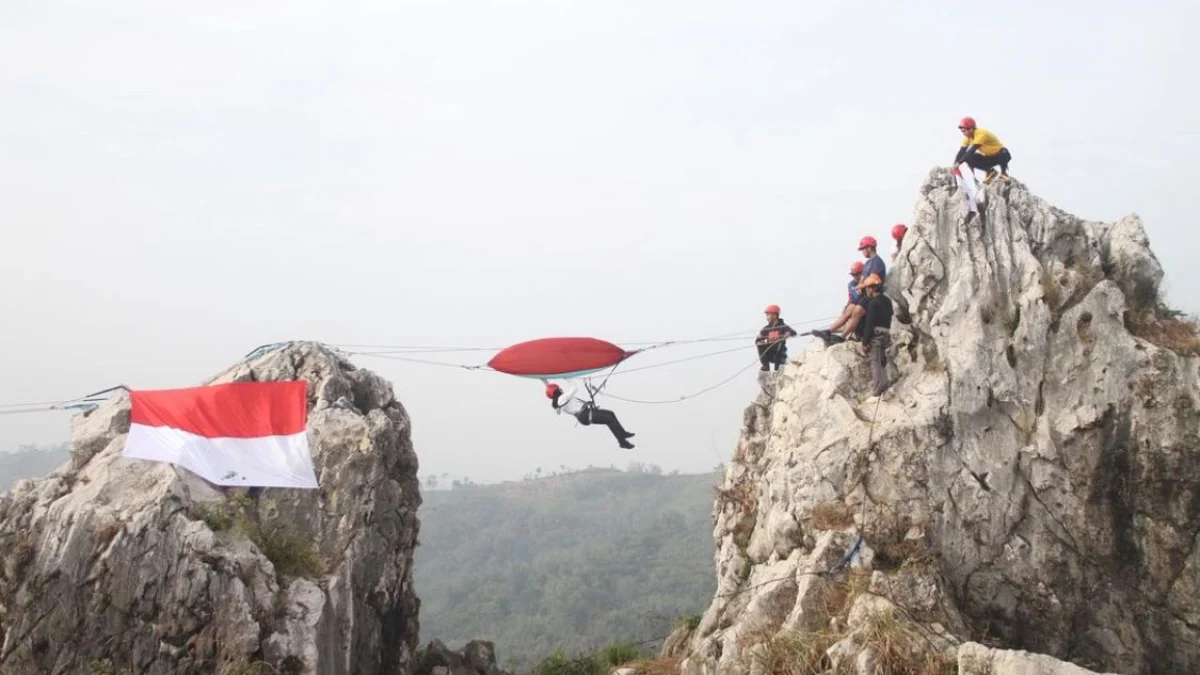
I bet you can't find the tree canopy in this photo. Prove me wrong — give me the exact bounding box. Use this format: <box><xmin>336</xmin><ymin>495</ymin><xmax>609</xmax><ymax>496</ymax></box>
<box><xmin>415</xmin><ymin>466</ymin><xmax>719</xmax><ymax>672</ymax></box>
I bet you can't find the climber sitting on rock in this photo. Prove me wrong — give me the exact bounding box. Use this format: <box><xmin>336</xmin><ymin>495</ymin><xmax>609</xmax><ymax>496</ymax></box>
<box><xmin>813</xmin><ymin>236</ymin><xmax>887</xmax><ymax>345</ymax></box>
<box><xmin>811</xmin><ymin>262</ymin><xmax>863</xmax><ymax>345</ymax></box>
<box><xmin>954</xmin><ymin>116</ymin><xmax>1012</xmax><ymax>184</ymax></box>
<box><xmin>857</xmin><ymin>273</ymin><xmax>894</xmax><ymax>402</ymax></box>
<box><xmin>756</xmin><ymin>304</ymin><xmax>799</xmax><ymax>372</ymax></box>
<box><xmin>546</xmin><ymin>383</ymin><xmax>635</xmax><ymax>449</ymax></box>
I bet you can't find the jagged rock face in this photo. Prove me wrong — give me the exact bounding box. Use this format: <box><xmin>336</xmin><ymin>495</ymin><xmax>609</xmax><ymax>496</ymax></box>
<box><xmin>660</xmin><ymin>624</ymin><xmax>693</xmax><ymax>660</ymax></box>
<box><xmin>0</xmin><ymin>342</ymin><xmax>422</xmax><ymax>675</ymax></box>
<box><xmin>413</xmin><ymin>638</ymin><xmax>511</xmax><ymax>675</ymax></box>
<box><xmin>958</xmin><ymin>642</ymin><xmax>1121</xmax><ymax>675</ymax></box>
<box><xmin>682</xmin><ymin>171</ymin><xmax>1199</xmax><ymax>675</ymax></box>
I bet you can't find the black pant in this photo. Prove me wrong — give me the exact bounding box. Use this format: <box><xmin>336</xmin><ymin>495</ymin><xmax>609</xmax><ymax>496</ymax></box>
<box><xmin>966</xmin><ymin>148</ymin><xmax>1012</xmax><ymax>173</ymax></box>
<box><xmin>757</xmin><ymin>343</ymin><xmax>787</xmax><ymax>371</ymax></box>
<box><xmin>869</xmin><ymin>330</ymin><xmax>892</xmax><ymax>396</ymax></box>
<box><xmin>576</xmin><ymin>406</ymin><xmax>631</xmax><ymax>442</ymax></box>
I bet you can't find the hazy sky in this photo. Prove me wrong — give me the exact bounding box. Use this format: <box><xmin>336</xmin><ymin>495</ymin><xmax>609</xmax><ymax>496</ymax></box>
<box><xmin>2</xmin><ymin>1</ymin><xmax>1197</xmax><ymax>484</ymax></box>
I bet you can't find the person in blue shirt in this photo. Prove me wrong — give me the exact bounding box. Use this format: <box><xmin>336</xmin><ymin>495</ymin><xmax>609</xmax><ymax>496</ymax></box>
<box><xmin>846</xmin><ymin>261</ymin><xmax>864</xmax><ymax>304</ymax></box>
<box><xmin>814</xmin><ymin>237</ymin><xmax>886</xmax><ymax>344</ymax></box>
<box><xmin>858</xmin><ymin>235</ymin><xmax>887</xmax><ymax>283</ymax></box>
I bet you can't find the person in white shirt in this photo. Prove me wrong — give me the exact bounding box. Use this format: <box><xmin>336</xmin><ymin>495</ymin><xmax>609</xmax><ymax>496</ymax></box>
<box><xmin>546</xmin><ymin>383</ymin><xmax>635</xmax><ymax>449</ymax></box>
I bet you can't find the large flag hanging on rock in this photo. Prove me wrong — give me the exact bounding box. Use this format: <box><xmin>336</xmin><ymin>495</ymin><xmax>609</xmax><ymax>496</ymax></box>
<box><xmin>122</xmin><ymin>381</ymin><xmax>319</xmax><ymax>488</ymax></box>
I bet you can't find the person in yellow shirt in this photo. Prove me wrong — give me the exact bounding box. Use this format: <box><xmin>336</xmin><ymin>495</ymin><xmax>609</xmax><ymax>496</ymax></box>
<box><xmin>953</xmin><ymin>116</ymin><xmax>1012</xmax><ymax>184</ymax></box>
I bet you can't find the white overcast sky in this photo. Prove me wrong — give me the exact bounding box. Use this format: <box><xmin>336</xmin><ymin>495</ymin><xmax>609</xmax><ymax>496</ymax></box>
<box><xmin>2</xmin><ymin>1</ymin><xmax>1196</xmax><ymax>484</ymax></box>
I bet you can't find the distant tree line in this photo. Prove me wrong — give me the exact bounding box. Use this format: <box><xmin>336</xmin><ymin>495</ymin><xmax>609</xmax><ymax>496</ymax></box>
<box><xmin>0</xmin><ymin>443</ymin><xmax>69</xmax><ymax>492</ymax></box>
<box><xmin>415</xmin><ymin>467</ymin><xmax>720</xmax><ymax>672</ymax></box>
<box><xmin>421</xmin><ymin>461</ymin><xmax>727</xmax><ymax>491</ymax></box>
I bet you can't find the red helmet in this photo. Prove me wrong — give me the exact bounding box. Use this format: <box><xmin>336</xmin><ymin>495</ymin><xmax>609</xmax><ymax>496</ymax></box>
<box><xmin>545</xmin><ymin>383</ymin><xmax>561</xmax><ymax>398</ymax></box>
<box><xmin>858</xmin><ymin>236</ymin><xmax>878</xmax><ymax>250</ymax></box>
<box><xmin>892</xmin><ymin>223</ymin><xmax>908</xmax><ymax>240</ymax></box>
<box><xmin>850</xmin><ymin>261</ymin><xmax>864</xmax><ymax>275</ymax></box>
<box><xmin>765</xmin><ymin>304</ymin><xmax>781</xmax><ymax>314</ymax></box>
<box><xmin>959</xmin><ymin>116</ymin><xmax>976</xmax><ymax>129</ymax></box>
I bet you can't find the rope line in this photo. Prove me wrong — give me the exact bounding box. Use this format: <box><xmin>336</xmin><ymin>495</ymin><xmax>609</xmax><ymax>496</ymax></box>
<box><xmin>336</xmin><ymin>332</ymin><xmax>760</xmax><ymax>355</ymax></box>
<box><xmin>341</xmin><ymin>352</ymin><xmax>494</xmax><ymax>371</ymax></box>
<box><xmin>602</xmin><ymin>344</ymin><xmax>750</xmax><ymax>376</ymax></box>
<box><xmin>330</xmin><ymin>316</ymin><xmax>838</xmax><ymax>357</ymax></box>
<box><xmin>0</xmin><ymin>401</ymin><xmax>102</xmax><ymax>416</ymax></box>
<box><xmin>0</xmin><ymin>386</ymin><xmax>128</xmax><ymax>416</ymax></box>
<box><xmin>599</xmin><ymin>357</ymin><xmax>764</xmax><ymax>405</ymax></box>
<box><xmin>0</xmin><ymin>399</ymin><xmax>84</xmax><ymax>409</ymax></box>
<box><xmin>345</xmin><ymin>342</ymin><xmax>759</xmax><ymax>379</ymax></box>
<box><xmin>318</xmin><ymin>324</ymin><xmax>839</xmax><ymax>407</ymax></box>
<box><xmin>0</xmin><ymin>318</ymin><xmax>842</xmax><ymax>414</ymax></box>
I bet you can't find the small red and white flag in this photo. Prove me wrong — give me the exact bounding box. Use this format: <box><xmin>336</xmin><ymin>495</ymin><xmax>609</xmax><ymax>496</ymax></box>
<box><xmin>122</xmin><ymin>381</ymin><xmax>319</xmax><ymax>489</ymax></box>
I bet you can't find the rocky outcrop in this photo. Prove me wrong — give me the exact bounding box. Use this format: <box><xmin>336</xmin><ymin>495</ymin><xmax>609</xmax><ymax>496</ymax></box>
<box><xmin>413</xmin><ymin>638</ymin><xmax>512</xmax><ymax>675</ymax></box>
<box><xmin>958</xmin><ymin>642</ymin><xmax>1121</xmax><ymax>675</ymax></box>
<box><xmin>661</xmin><ymin>624</ymin><xmax>693</xmax><ymax>660</ymax></box>
<box><xmin>681</xmin><ymin>171</ymin><xmax>1200</xmax><ymax>675</ymax></box>
<box><xmin>0</xmin><ymin>342</ymin><xmax>422</xmax><ymax>675</ymax></box>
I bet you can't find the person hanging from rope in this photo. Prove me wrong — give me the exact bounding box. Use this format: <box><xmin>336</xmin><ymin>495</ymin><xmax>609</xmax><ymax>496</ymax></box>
<box><xmin>856</xmin><ymin>273</ymin><xmax>894</xmax><ymax>403</ymax></box>
<box><xmin>756</xmin><ymin>304</ymin><xmax>798</xmax><ymax>372</ymax></box>
<box><xmin>954</xmin><ymin>117</ymin><xmax>1012</xmax><ymax>185</ymax></box>
<box><xmin>546</xmin><ymin>383</ymin><xmax>635</xmax><ymax>449</ymax></box>
<box><xmin>814</xmin><ymin>236</ymin><xmax>886</xmax><ymax>344</ymax></box>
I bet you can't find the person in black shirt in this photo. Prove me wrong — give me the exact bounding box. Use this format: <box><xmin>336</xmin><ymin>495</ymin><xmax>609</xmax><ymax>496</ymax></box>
<box><xmin>858</xmin><ymin>274</ymin><xmax>894</xmax><ymax>399</ymax></box>
<box><xmin>756</xmin><ymin>304</ymin><xmax>798</xmax><ymax>371</ymax></box>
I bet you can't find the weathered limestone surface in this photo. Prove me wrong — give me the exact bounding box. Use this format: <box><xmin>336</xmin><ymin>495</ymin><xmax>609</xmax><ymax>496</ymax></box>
<box><xmin>0</xmin><ymin>342</ymin><xmax>422</xmax><ymax>675</ymax></box>
<box><xmin>680</xmin><ymin>171</ymin><xmax>1198</xmax><ymax>675</ymax></box>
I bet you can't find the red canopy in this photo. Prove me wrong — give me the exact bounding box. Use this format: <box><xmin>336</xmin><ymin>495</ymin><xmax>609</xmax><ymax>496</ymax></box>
<box><xmin>488</xmin><ymin>337</ymin><xmax>633</xmax><ymax>379</ymax></box>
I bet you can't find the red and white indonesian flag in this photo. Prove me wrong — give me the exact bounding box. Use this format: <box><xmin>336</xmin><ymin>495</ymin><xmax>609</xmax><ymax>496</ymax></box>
<box><xmin>122</xmin><ymin>381</ymin><xmax>319</xmax><ymax>489</ymax></box>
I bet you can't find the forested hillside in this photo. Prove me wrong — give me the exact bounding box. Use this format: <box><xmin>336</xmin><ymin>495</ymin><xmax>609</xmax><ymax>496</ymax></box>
<box><xmin>0</xmin><ymin>443</ymin><xmax>68</xmax><ymax>492</ymax></box>
<box><xmin>415</xmin><ymin>465</ymin><xmax>719</xmax><ymax>672</ymax></box>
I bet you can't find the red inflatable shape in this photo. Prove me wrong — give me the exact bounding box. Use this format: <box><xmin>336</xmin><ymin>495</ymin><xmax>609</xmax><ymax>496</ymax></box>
<box><xmin>488</xmin><ymin>337</ymin><xmax>633</xmax><ymax>379</ymax></box>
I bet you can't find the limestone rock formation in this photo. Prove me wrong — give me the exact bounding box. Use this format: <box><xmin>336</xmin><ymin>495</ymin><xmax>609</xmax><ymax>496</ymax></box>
<box><xmin>681</xmin><ymin>171</ymin><xmax>1199</xmax><ymax>675</ymax></box>
<box><xmin>957</xmin><ymin>642</ymin><xmax>1121</xmax><ymax>675</ymax></box>
<box><xmin>661</xmin><ymin>624</ymin><xmax>693</xmax><ymax>660</ymax></box>
<box><xmin>0</xmin><ymin>342</ymin><xmax>422</xmax><ymax>675</ymax></box>
<box><xmin>413</xmin><ymin>638</ymin><xmax>512</xmax><ymax>675</ymax></box>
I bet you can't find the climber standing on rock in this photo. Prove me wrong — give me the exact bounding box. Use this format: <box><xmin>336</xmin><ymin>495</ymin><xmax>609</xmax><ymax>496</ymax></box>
<box><xmin>954</xmin><ymin>117</ymin><xmax>1012</xmax><ymax>184</ymax></box>
<box><xmin>814</xmin><ymin>236</ymin><xmax>886</xmax><ymax>345</ymax></box>
<box><xmin>756</xmin><ymin>305</ymin><xmax>798</xmax><ymax>371</ymax></box>
<box><xmin>857</xmin><ymin>273</ymin><xmax>894</xmax><ymax>402</ymax></box>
